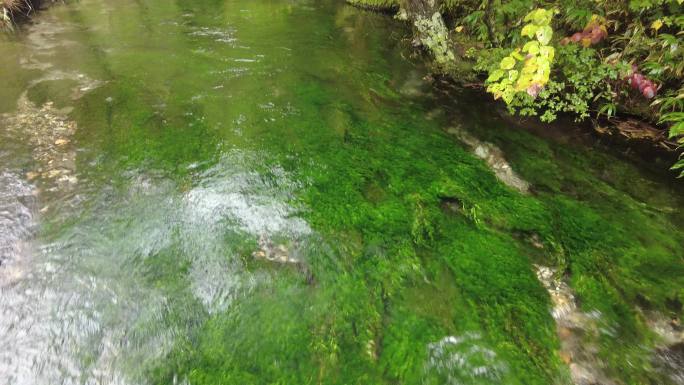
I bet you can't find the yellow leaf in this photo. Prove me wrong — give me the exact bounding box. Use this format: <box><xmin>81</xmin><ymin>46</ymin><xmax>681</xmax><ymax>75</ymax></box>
<box><xmin>511</xmin><ymin>49</ymin><xmax>525</xmax><ymax>61</ymax></box>
<box><xmin>523</xmin><ymin>41</ymin><xmax>540</xmax><ymax>54</ymax></box>
<box><xmin>540</xmin><ymin>46</ymin><xmax>555</xmax><ymax>61</ymax></box>
<box><xmin>651</xmin><ymin>19</ymin><xmax>663</xmax><ymax>32</ymax></box>
<box><xmin>521</xmin><ymin>24</ymin><xmax>538</xmax><ymax>38</ymax></box>
<box><xmin>455</xmin><ymin>26</ymin><xmax>464</xmax><ymax>33</ymax></box>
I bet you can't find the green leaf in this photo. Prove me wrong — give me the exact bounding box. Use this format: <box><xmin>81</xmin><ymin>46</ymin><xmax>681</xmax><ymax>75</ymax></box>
<box><xmin>508</xmin><ymin>69</ymin><xmax>519</xmax><ymax>82</ymax></box>
<box><xmin>525</xmin><ymin>9</ymin><xmax>550</xmax><ymax>25</ymax></box>
<box><xmin>668</xmin><ymin>121</ymin><xmax>684</xmax><ymax>138</ymax></box>
<box><xmin>502</xmin><ymin>89</ymin><xmax>515</xmax><ymax>104</ymax></box>
<box><xmin>516</xmin><ymin>73</ymin><xmax>534</xmax><ymax>91</ymax></box>
<box><xmin>536</xmin><ymin>25</ymin><xmax>553</xmax><ymax>45</ymax></box>
<box><xmin>511</xmin><ymin>51</ymin><xmax>525</xmax><ymax>61</ymax></box>
<box><xmin>521</xmin><ymin>24</ymin><xmax>538</xmax><ymax>38</ymax></box>
<box><xmin>500</xmin><ymin>56</ymin><xmax>516</xmax><ymax>70</ymax></box>
<box><xmin>539</xmin><ymin>46</ymin><xmax>555</xmax><ymax>61</ymax></box>
<box><xmin>522</xmin><ymin>56</ymin><xmax>538</xmax><ymax>73</ymax></box>
<box><xmin>523</xmin><ymin>41</ymin><xmax>540</xmax><ymax>54</ymax></box>
<box><xmin>487</xmin><ymin>69</ymin><xmax>505</xmax><ymax>82</ymax></box>
<box><xmin>660</xmin><ymin>112</ymin><xmax>684</xmax><ymax>123</ymax></box>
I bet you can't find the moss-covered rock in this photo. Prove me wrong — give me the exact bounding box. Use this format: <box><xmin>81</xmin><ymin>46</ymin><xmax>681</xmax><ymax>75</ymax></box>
<box><xmin>345</xmin><ymin>0</ymin><xmax>399</xmax><ymax>12</ymax></box>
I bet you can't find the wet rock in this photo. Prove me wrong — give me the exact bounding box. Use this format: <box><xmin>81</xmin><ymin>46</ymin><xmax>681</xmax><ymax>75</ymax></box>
<box><xmin>252</xmin><ymin>234</ymin><xmax>302</xmax><ymax>265</ymax></box>
<box><xmin>529</xmin><ymin>233</ymin><xmax>544</xmax><ymax>249</ymax></box>
<box><xmin>251</xmin><ymin>234</ymin><xmax>316</xmax><ymax>285</ymax></box>
<box><xmin>654</xmin><ymin>342</ymin><xmax>684</xmax><ymax>385</ymax></box>
<box><xmin>648</xmin><ymin>313</ymin><xmax>684</xmax><ymax>346</ymax></box>
<box><xmin>647</xmin><ymin>312</ymin><xmax>684</xmax><ymax>385</ymax></box>
<box><xmin>439</xmin><ymin>196</ymin><xmax>463</xmax><ymax>214</ymax></box>
<box><xmin>447</xmin><ymin>126</ymin><xmax>530</xmax><ymax>193</ymax></box>
<box><xmin>534</xmin><ymin>265</ymin><xmax>617</xmax><ymax>385</ymax></box>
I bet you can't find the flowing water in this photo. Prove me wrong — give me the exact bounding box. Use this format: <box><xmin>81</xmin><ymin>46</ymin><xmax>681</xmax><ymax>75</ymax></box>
<box><xmin>0</xmin><ymin>1</ymin><xmax>683</xmax><ymax>384</ymax></box>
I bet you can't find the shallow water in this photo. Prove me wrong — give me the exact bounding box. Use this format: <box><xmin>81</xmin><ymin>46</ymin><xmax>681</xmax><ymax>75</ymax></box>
<box><xmin>0</xmin><ymin>1</ymin><xmax>683</xmax><ymax>384</ymax></box>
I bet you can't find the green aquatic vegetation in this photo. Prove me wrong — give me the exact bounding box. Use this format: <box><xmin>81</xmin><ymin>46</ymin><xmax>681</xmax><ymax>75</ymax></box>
<box><xmin>147</xmin><ymin>82</ymin><xmax>682</xmax><ymax>384</ymax></box>
<box><xmin>457</xmin><ymin>108</ymin><xmax>684</xmax><ymax>383</ymax></box>
<box><xmin>144</xmin><ymin>72</ymin><xmax>572</xmax><ymax>383</ymax></box>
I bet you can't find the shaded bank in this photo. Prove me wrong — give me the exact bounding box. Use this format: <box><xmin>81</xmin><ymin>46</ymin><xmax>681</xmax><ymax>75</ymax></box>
<box><xmin>347</xmin><ymin>0</ymin><xmax>683</xmax><ymax>175</ymax></box>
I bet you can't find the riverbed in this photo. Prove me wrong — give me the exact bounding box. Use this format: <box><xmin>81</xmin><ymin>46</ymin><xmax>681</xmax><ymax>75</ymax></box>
<box><xmin>1</xmin><ymin>1</ymin><xmax>683</xmax><ymax>384</ymax></box>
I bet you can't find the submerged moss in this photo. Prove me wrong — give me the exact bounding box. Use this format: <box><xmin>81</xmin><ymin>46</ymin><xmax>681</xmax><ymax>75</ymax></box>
<box><xmin>137</xmin><ymin>2</ymin><xmax>681</xmax><ymax>384</ymax></box>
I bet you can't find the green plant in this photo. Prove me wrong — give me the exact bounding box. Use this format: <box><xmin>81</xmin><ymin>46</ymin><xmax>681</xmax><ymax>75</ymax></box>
<box><xmin>653</xmin><ymin>85</ymin><xmax>684</xmax><ymax>175</ymax></box>
<box><xmin>485</xmin><ymin>8</ymin><xmax>557</xmax><ymax>104</ymax></box>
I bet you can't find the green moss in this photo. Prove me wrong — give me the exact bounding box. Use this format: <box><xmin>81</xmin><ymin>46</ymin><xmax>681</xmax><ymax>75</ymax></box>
<box><xmin>450</xmin><ymin>100</ymin><xmax>684</xmax><ymax>383</ymax></box>
<box><xmin>146</xmin><ymin>74</ymin><xmax>682</xmax><ymax>385</ymax></box>
<box><xmin>345</xmin><ymin>0</ymin><xmax>399</xmax><ymax>12</ymax></box>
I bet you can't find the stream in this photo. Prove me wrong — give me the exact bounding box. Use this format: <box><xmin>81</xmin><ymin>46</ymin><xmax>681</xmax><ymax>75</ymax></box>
<box><xmin>1</xmin><ymin>0</ymin><xmax>683</xmax><ymax>384</ymax></box>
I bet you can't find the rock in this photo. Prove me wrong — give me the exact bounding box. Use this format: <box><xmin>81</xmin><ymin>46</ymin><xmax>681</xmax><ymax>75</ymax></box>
<box><xmin>560</xmin><ymin>351</ymin><xmax>573</xmax><ymax>364</ymax></box>
<box><xmin>654</xmin><ymin>342</ymin><xmax>684</xmax><ymax>385</ymax></box>
<box><xmin>395</xmin><ymin>8</ymin><xmax>408</xmax><ymax>21</ymax></box>
<box><xmin>647</xmin><ymin>313</ymin><xmax>684</xmax><ymax>345</ymax></box>
<box><xmin>534</xmin><ymin>265</ymin><xmax>618</xmax><ymax>385</ymax></box>
<box><xmin>25</xmin><ymin>171</ymin><xmax>39</xmax><ymax>181</ymax></box>
<box><xmin>559</xmin><ymin>326</ymin><xmax>573</xmax><ymax>339</ymax></box>
<box><xmin>252</xmin><ymin>235</ymin><xmax>302</xmax><ymax>265</ymax></box>
<box><xmin>58</xmin><ymin>175</ymin><xmax>78</xmax><ymax>184</ymax></box>
<box><xmin>413</xmin><ymin>12</ymin><xmax>456</xmax><ymax>69</ymax></box>
<box><xmin>44</xmin><ymin>169</ymin><xmax>65</xmax><ymax>179</ymax></box>
<box><xmin>570</xmin><ymin>363</ymin><xmax>599</xmax><ymax>385</ymax></box>
<box><xmin>54</xmin><ymin>138</ymin><xmax>69</xmax><ymax>146</ymax></box>
<box><xmin>446</xmin><ymin>126</ymin><xmax>530</xmax><ymax>193</ymax></box>
<box><xmin>529</xmin><ymin>233</ymin><xmax>544</xmax><ymax>249</ymax></box>
<box><xmin>645</xmin><ymin>311</ymin><xmax>684</xmax><ymax>384</ymax></box>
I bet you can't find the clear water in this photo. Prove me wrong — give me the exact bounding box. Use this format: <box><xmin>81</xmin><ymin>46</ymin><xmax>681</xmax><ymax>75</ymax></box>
<box><xmin>0</xmin><ymin>1</ymin><xmax>682</xmax><ymax>384</ymax></box>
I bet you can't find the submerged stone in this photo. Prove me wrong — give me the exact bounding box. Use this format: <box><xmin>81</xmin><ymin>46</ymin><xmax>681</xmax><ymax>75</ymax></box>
<box><xmin>447</xmin><ymin>126</ymin><xmax>531</xmax><ymax>193</ymax></box>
